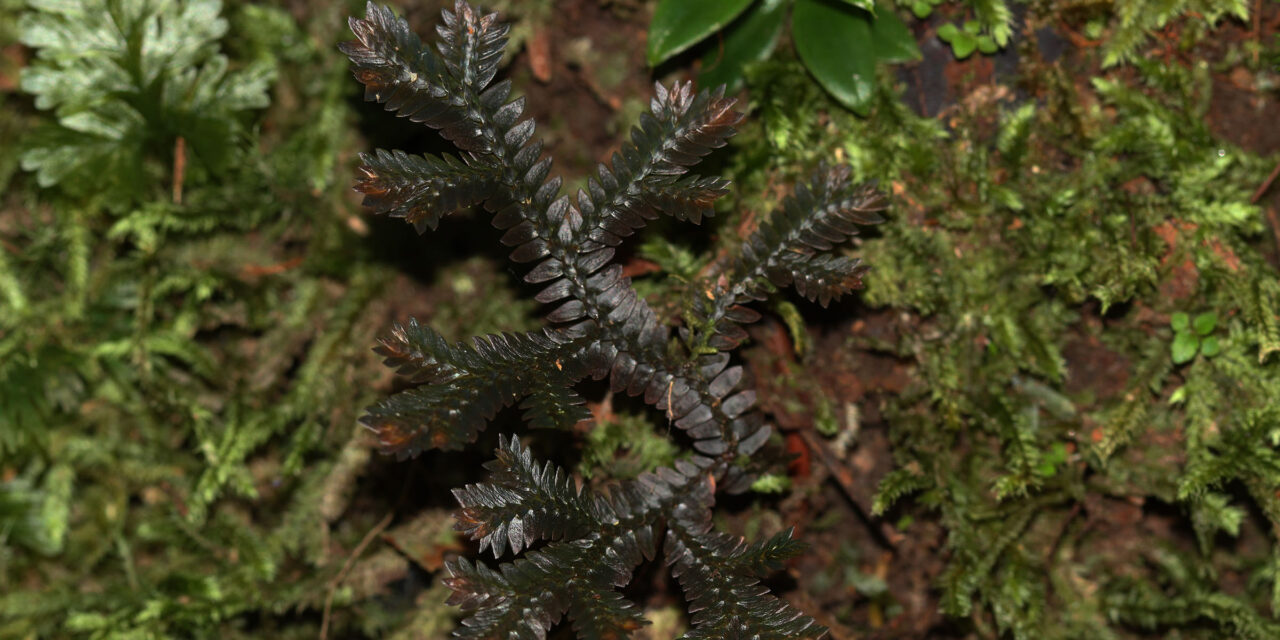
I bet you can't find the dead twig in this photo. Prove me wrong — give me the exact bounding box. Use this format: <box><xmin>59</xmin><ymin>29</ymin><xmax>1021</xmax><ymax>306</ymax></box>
<box><xmin>798</xmin><ymin>429</ymin><xmax>897</xmax><ymax>549</ymax></box>
<box><xmin>172</xmin><ymin>136</ymin><xmax>186</xmax><ymax>205</ymax></box>
<box><xmin>1266</xmin><ymin>206</ymin><xmax>1280</xmax><ymax>257</ymax></box>
<box><xmin>527</xmin><ymin>28</ymin><xmax>553</xmax><ymax>83</ymax></box>
<box><xmin>1045</xmin><ymin>501</ymin><xmax>1082</xmax><ymax>565</ymax></box>
<box><xmin>1254</xmin><ymin>0</ymin><xmax>1263</xmax><ymax>65</ymax></box>
<box><xmin>319</xmin><ymin>512</ymin><xmax>395</xmax><ymax>640</ymax></box>
<box><xmin>1251</xmin><ymin>161</ymin><xmax>1280</xmax><ymax>204</ymax></box>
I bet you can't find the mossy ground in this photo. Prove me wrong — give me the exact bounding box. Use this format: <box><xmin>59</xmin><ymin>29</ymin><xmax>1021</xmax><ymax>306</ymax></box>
<box><xmin>2</xmin><ymin>0</ymin><xmax>1279</xmax><ymax>638</ymax></box>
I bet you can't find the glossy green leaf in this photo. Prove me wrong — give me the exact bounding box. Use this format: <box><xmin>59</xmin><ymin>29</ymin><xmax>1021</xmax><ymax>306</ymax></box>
<box><xmin>1172</xmin><ymin>331</ymin><xmax>1199</xmax><ymax>364</ymax></box>
<box><xmin>1200</xmin><ymin>335</ymin><xmax>1221</xmax><ymax>357</ymax></box>
<box><xmin>950</xmin><ymin>31</ymin><xmax>978</xmax><ymax>59</ymax></box>
<box><xmin>698</xmin><ymin>0</ymin><xmax>788</xmax><ymax>93</ymax></box>
<box><xmin>910</xmin><ymin>1</ymin><xmax>932</xmax><ymax>19</ymax></box>
<box><xmin>1171</xmin><ymin>312</ymin><xmax>1190</xmax><ymax>332</ymax></box>
<box><xmin>647</xmin><ymin>0</ymin><xmax>756</xmax><ymax>66</ymax></box>
<box><xmin>937</xmin><ymin>22</ymin><xmax>960</xmax><ymax>42</ymax></box>
<box><xmin>870</xmin><ymin>7</ymin><xmax>922</xmax><ymax>63</ymax></box>
<box><xmin>1194</xmin><ymin>311</ymin><xmax>1218</xmax><ymax>336</ymax></box>
<box><xmin>835</xmin><ymin>0</ymin><xmax>876</xmax><ymax>12</ymax></box>
<box><xmin>977</xmin><ymin>35</ymin><xmax>998</xmax><ymax>54</ymax></box>
<box><xmin>793</xmin><ymin>0</ymin><xmax>877</xmax><ymax>115</ymax></box>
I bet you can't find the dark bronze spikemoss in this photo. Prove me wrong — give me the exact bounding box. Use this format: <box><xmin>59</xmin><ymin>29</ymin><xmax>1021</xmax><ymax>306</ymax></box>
<box><xmin>341</xmin><ymin>2</ymin><xmax>885</xmax><ymax>637</ymax></box>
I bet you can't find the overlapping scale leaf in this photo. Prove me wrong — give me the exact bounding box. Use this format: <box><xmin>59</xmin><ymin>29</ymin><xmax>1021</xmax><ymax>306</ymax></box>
<box><xmin>641</xmin><ymin>175</ymin><xmax>731</xmax><ymax>224</ymax></box>
<box><xmin>347</xmin><ymin>3</ymin><xmax>868</xmax><ymax>638</ymax></box>
<box><xmin>741</xmin><ymin>165</ymin><xmax>887</xmax><ymax>283</ymax></box>
<box><xmin>587</xmin><ymin>335</ymin><xmax>769</xmax><ymax>461</ymax></box>
<box><xmin>685</xmin><ymin>164</ymin><xmax>886</xmax><ymax>360</ymax></box>
<box><xmin>446</xmin><ymin>535</ymin><xmax>652</xmax><ymax>640</ymax></box>
<box><xmin>666</xmin><ymin>525</ymin><xmax>826</xmax><ymax>640</ymax></box>
<box><xmin>646</xmin><ymin>82</ymin><xmax>743</xmax><ymax>176</ymax></box>
<box><xmin>354</xmin><ymin>149</ymin><xmax>499</xmax><ymax>232</ymax></box>
<box><xmin>772</xmin><ymin>252</ymin><xmax>872</xmax><ymax>307</ymax></box>
<box><xmin>364</xmin><ymin>327</ymin><xmax>588</xmax><ymax>456</ymax></box>
<box><xmin>544</xmin><ymin>82</ymin><xmax>740</xmax><ymax>313</ymax></box>
<box><xmin>444</xmin><ymin>556</ymin><xmax>565</xmax><ymax>639</ymax></box>
<box><xmin>519</xmin><ymin>382</ymin><xmax>593</xmax><ymax>430</ymax></box>
<box><xmin>340</xmin><ymin>2</ymin><xmax>487</xmax><ymax>151</ymax></box>
<box><xmin>362</xmin><ymin>380</ymin><xmax>505</xmax><ymax>457</ymax></box>
<box><xmin>372</xmin><ymin>317</ymin><xmax>457</xmax><ymax>383</ymax></box>
<box><xmin>436</xmin><ymin>1</ymin><xmax>508</xmax><ymax>93</ymax></box>
<box><xmin>567</xmin><ymin>589</ymin><xmax>650</xmax><ymax>639</ymax></box>
<box><xmin>453</xmin><ymin>435</ymin><xmax>601</xmax><ymax>557</ymax></box>
<box><xmin>571</xmin><ymin>83</ymin><xmax>741</xmax><ymax>241</ymax></box>
<box><xmin>565</xmin><ymin>531</ymin><xmax>657</xmax><ymax>638</ymax></box>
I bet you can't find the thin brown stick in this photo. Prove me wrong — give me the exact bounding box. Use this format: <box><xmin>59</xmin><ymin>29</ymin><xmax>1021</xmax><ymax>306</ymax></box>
<box><xmin>1045</xmin><ymin>501</ymin><xmax>1082</xmax><ymax>565</ymax></box>
<box><xmin>1251</xmin><ymin>161</ymin><xmax>1280</xmax><ymax>204</ymax></box>
<box><xmin>172</xmin><ymin>136</ymin><xmax>186</xmax><ymax>204</ymax></box>
<box><xmin>1254</xmin><ymin>0</ymin><xmax>1263</xmax><ymax>65</ymax></box>
<box><xmin>319</xmin><ymin>512</ymin><xmax>394</xmax><ymax>640</ymax></box>
<box><xmin>798</xmin><ymin>429</ymin><xmax>896</xmax><ymax>549</ymax></box>
<box><xmin>1266</xmin><ymin>206</ymin><xmax>1280</xmax><ymax>257</ymax></box>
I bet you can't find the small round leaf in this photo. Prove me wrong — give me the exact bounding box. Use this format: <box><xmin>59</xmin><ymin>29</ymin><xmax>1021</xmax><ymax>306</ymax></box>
<box><xmin>950</xmin><ymin>31</ymin><xmax>977</xmax><ymax>59</ymax></box>
<box><xmin>1200</xmin><ymin>335</ymin><xmax>1221</xmax><ymax>357</ymax></box>
<box><xmin>1171</xmin><ymin>311</ymin><xmax>1190</xmax><ymax>332</ymax></box>
<box><xmin>1171</xmin><ymin>331</ymin><xmax>1199</xmax><ymax>364</ymax></box>
<box><xmin>1193</xmin><ymin>311</ymin><xmax>1217</xmax><ymax>336</ymax></box>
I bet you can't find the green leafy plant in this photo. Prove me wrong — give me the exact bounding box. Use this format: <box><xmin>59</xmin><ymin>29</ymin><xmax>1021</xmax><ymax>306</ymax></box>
<box><xmin>1102</xmin><ymin>0</ymin><xmax>1249</xmax><ymax>67</ymax></box>
<box><xmin>937</xmin><ymin>19</ymin><xmax>1000</xmax><ymax>59</ymax></box>
<box><xmin>1</xmin><ymin>1</ymin><xmax>404</xmax><ymax>635</ymax></box>
<box><xmin>647</xmin><ymin>0</ymin><xmax>920</xmax><ymax>115</ymax></box>
<box><xmin>907</xmin><ymin>0</ymin><xmax>944</xmax><ymax>19</ymax></box>
<box><xmin>1170</xmin><ymin>311</ymin><xmax>1221</xmax><ymax>364</ymax></box>
<box><xmin>342</xmin><ymin>1</ymin><xmax>886</xmax><ymax>636</ymax></box>
<box><xmin>19</xmin><ymin>0</ymin><xmax>273</xmax><ymax>211</ymax></box>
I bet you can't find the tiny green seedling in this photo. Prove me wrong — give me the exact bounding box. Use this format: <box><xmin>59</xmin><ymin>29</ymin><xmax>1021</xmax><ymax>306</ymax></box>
<box><xmin>937</xmin><ymin>20</ymin><xmax>1000</xmax><ymax>59</ymax></box>
<box><xmin>1171</xmin><ymin>311</ymin><xmax>1220</xmax><ymax>365</ymax></box>
<box><xmin>909</xmin><ymin>0</ymin><xmax>944</xmax><ymax>20</ymax></box>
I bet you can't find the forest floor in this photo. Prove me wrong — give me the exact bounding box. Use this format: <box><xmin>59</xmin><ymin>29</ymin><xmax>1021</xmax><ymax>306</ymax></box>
<box><xmin>3</xmin><ymin>0</ymin><xmax>1280</xmax><ymax>638</ymax></box>
<box><xmin>355</xmin><ymin>2</ymin><xmax>1280</xmax><ymax>637</ymax></box>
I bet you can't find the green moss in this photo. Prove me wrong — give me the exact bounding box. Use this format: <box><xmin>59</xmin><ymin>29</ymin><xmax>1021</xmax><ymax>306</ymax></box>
<box><xmin>723</xmin><ymin>7</ymin><xmax>1280</xmax><ymax>634</ymax></box>
<box><xmin>578</xmin><ymin>411</ymin><xmax>680</xmax><ymax>480</ymax></box>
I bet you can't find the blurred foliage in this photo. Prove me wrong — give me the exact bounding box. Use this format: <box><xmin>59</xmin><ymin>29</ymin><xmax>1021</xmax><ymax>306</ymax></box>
<box><xmin>0</xmin><ymin>0</ymin><xmax>1278</xmax><ymax>637</ymax></box>
<box><xmin>0</xmin><ymin>0</ymin><xmax>479</xmax><ymax>637</ymax></box>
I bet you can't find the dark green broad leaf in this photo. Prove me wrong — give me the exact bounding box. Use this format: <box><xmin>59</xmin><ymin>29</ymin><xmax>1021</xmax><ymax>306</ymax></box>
<box><xmin>835</xmin><ymin>0</ymin><xmax>876</xmax><ymax>12</ymax></box>
<box><xmin>647</xmin><ymin>0</ymin><xmax>757</xmax><ymax>66</ymax></box>
<box><xmin>697</xmin><ymin>0</ymin><xmax>788</xmax><ymax>93</ymax></box>
<box><xmin>792</xmin><ymin>0</ymin><xmax>877</xmax><ymax>115</ymax></box>
<box><xmin>870</xmin><ymin>7</ymin><xmax>921</xmax><ymax>63</ymax></box>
